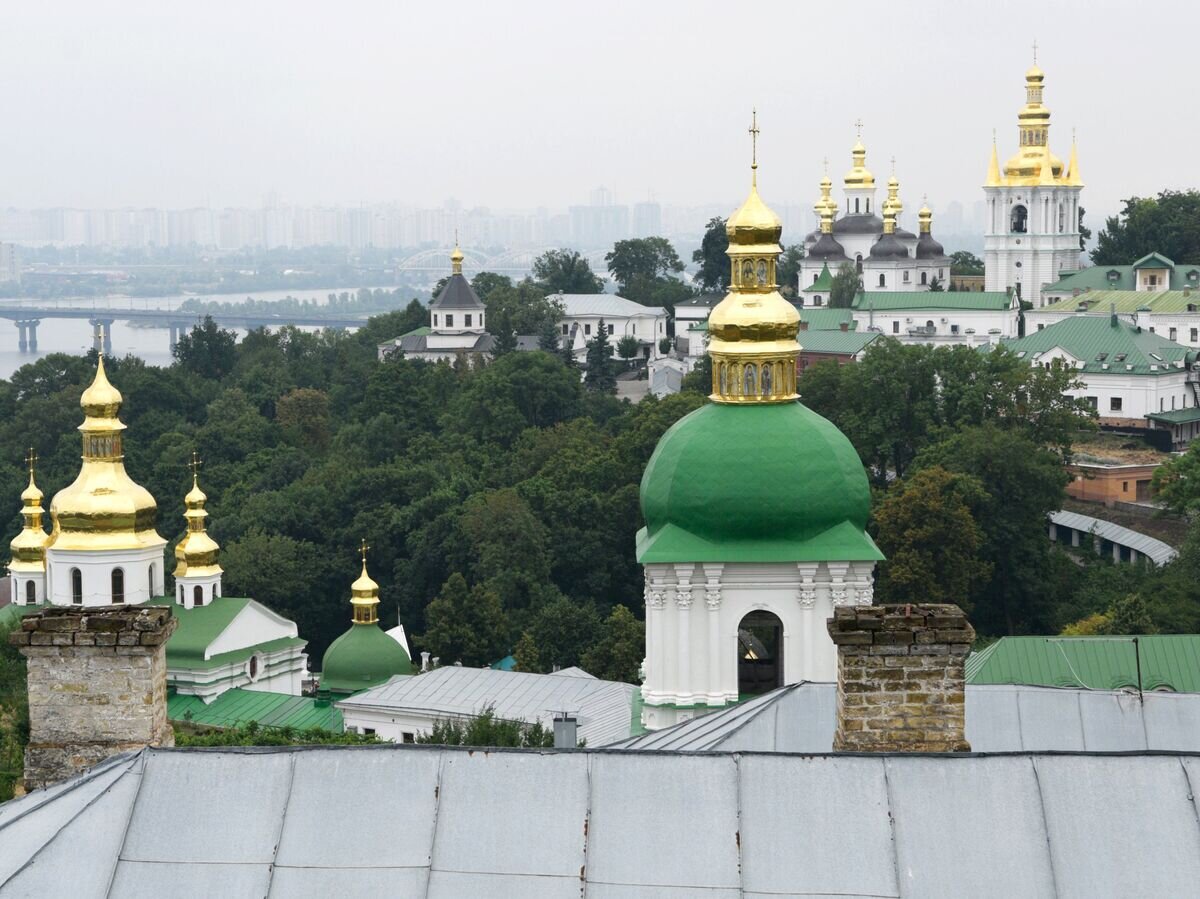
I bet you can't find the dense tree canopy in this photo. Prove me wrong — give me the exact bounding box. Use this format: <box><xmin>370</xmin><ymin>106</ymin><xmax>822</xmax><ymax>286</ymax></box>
<box><xmin>949</xmin><ymin>251</ymin><xmax>985</xmax><ymax>275</ymax></box>
<box><xmin>531</xmin><ymin>249</ymin><xmax>604</xmax><ymax>294</ymax></box>
<box><xmin>692</xmin><ymin>217</ymin><xmax>730</xmax><ymax>292</ymax></box>
<box><xmin>828</xmin><ymin>263</ymin><xmax>859</xmax><ymax>308</ymax></box>
<box><xmin>1092</xmin><ymin>190</ymin><xmax>1200</xmax><ymax>264</ymax></box>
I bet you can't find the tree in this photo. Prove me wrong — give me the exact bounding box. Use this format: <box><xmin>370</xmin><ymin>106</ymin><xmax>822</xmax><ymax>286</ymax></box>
<box><xmin>528</xmin><ymin>596</ymin><xmax>601</xmax><ymax>671</ymax></box>
<box><xmin>470</xmin><ymin>271</ymin><xmax>513</xmax><ymax>303</ymax></box>
<box><xmin>1092</xmin><ymin>191</ymin><xmax>1200</xmax><ymax>264</ymax></box>
<box><xmin>584</xmin><ymin>320</ymin><xmax>617</xmax><ymax>393</ymax></box>
<box><xmin>421</xmin><ymin>573</ymin><xmax>510</xmax><ymax>667</ymax></box>
<box><xmin>1151</xmin><ymin>442</ymin><xmax>1200</xmax><ymax>516</ymax></box>
<box><xmin>872</xmin><ymin>467</ymin><xmax>991</xmax><ymax>610</ymax></box>
<box><xmin>777</xmin><ymin>245</ymin><xmax>804</xmax><ymax>296</ymax></box>
<box><xmin>949</xmin><ymin>250</ymin><xmax>985</xmax><ymax>275</ymax></box>
<box><xmin>448</xmin><ymin>351</ymin><xmax>583</xmax><ymax>446</ymax></box>
<box><xmin>680</xmin><ymin>353</ymin><xmax>712</xmax><ymax>395</ymax></box>
<box><xmin>176</xmin><ymin>721</ymin><xmax>379</xmax><ymax>746</ymax></box>
<box><xmin>416</xmin><ymin>705</ymin><xmax>554</xmax><ymax>748</ymax></box>
<box><xmin>927</xmin><ymin>276</ymin><xmax>944</xmax><ymax>292</ymax></box>
<box><xmin>616</xmin><ymin>335</ymin><xmax>641</xmax><ymax>360</ymax></box>
<box><xmin>829</xmin><ymin>263</ymin><xmax>860</xmax><ymax>309</ymax></box>
<box><xmin>484</xmin><ymin>280</ymin><xmax>563</xmax><ymax>343</ymax></box>
<box><xmin>580</xmin><ymin>605</ymin><xmax>644</xmax><ymax>683</ymax></box>
<box><xmin>1078</xmin><ymin>206</ymin><xmax>1092</xmax><ymax>252</ymax></box>
<box><xmin>691</xmin><ymin>216</ymin><xmax>730</xmax><ymax>291</ymax></box>
<box><xmin>532</xmin><ymin>249</ymin><xmax>604</xmax><ymax>294</ymax></box>
<box><xmin>173</xmin><ymin>315</ymin><xmax>237</xmax><ymax>380</ymax></box>
<box><xmin>537</xmin><ymin>316</ymin><xmax>562</xmax><ymax>352</ymax></box>
<box><xmin>1105</xmin><ymin>593</ymin><xmax>1157</xmax><ymax>635</ymax></box>
<box><xmin>606</xmin><ymin>238</ymin><xmax>684</xmax><ymax>292</ymax></box>
<box><xmin>275</xmin><ymin>387</ymin><xmax>331</xmax><ymax>450</ymax></box>
<box><xmin>513</xmin><ymin>631</ymin><xmax>541</xmax><ymax>673</ymax></box>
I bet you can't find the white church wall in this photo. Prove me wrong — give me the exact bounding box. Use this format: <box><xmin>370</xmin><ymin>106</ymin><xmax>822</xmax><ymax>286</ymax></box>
<box><xmin>45</xmin><ymin>545</ymin><xmax>163</xmax><ymax>607</ymax></box>
<box><xmin>205</xmin><ymin>602</ymin><xmax>299</xmax><ymax>659</ymax></box>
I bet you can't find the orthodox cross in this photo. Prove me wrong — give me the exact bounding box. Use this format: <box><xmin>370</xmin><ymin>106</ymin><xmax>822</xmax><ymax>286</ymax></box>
<box><xmin>97</xmin><ymin>323</ymin><xmax>107</xmax><ymax>356</ymax></box>
<box><xmin>189</xmin><ymin>451</ymin><xmax>203</xmax><ymax>481</ymax></box>
<box><xmin>748</xmin><ymin>108</ymin><xmax>759</xmax><ymax>172</ymax></box>
<box><xmin>822</xmin><ymin>156</ymin><xmax>829</xmax><ymax>176</ymax></box>
<box><xmin>359</xmin><ymin>538</ymin><xmax>370</xmax><ymax>566</ymax></box>
<box><xmin>891</xmin><ymin>155</ymin><xmax>897</xmax><ymax>175</ymax></box>
<box><xmin>1032</xmin><ymin>39</ymin><xmax>1038</xmax><ymax>65</ymax></box>
<box><xmin>25</xmin><ymin>447</ymin><xmax>37</xmax><ymax>479</ymax></box>
<box><xmin>854</xmin><ymin>118</ymin><xmax>864</xmax><ymax>140</ymax></box>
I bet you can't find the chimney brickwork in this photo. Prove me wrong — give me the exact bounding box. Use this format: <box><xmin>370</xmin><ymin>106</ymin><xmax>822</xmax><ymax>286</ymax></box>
<box><xmin>10</xmin><ymin>605</ymin><xmax>177</xmax><ymax>790</ymax></box>
<box><xmin>826</xmin><ymin>604</ymin><xmax>974</xmax><ymax>752</ymax></box>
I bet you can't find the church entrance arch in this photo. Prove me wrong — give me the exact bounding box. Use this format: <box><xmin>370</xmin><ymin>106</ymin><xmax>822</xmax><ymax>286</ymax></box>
<box><xmin>737</xmin><ymin>610</ymin><xmax>783</xmax><ymax>697</ymax></box>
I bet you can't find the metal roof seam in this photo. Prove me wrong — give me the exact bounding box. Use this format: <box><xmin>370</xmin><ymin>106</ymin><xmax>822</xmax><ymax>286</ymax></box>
<box><xmin>881</xmin><ymin>758</ymin><xmax>903</xmax><ymax>896</ymax></box>
<box><xmin>1178</xmin><ymin>758</ymin><xmax>1200</xmax><ymax>847</ymax></box>
<box><xmin>423</xmin><ymin>752</ymin><xmax>446</xmax><ymax>898</ymax></box>
<box><xmin>103</xmin><ymin>751</ymin><xmax>150</xmax><ymax>899</ymax></box>
<box><xmin>263</xmin><ymin>752</ymin><xmax>298</xmax><ymax>897</ymax></box>
<box><xmin>733</xmin><ymin>752</ymin><xmax>745</xmax><ymax>894</ymax></box>
<box><xmin>581</xmin><ymin>749</ymin><xmax>594</xmax><ymax>893</ymax></box>
<box><xmin>1029</xmin><ymin>757</ymin><xmax>1063</xmax><ymax>899</ymax></box>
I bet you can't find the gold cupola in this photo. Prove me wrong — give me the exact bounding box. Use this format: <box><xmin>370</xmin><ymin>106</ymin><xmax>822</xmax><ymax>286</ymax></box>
<box><xmin>918</xmin><ymin>201</ymin><xmax>933</xmax><ymax>234</ymax></box>
<box><xmin>884</xmin><ymin>170</ymin><xmax>902</xmax><ymax>223</ymax></box>
<box><xmin>350</xmin><ymin>540</ymin><xmax>380</xmax><ymax>625</ymax></box>
<box><xmin>450</xmin><ymin>236</ymin><xmax>464</xmax><ymax>276</ymax></box>
<box><xmin>843</xmin><ymin>124</ymin><xmax>875</xmax><ymax>189</ymax></box>
<box><xmin>708</xmin><ymin>111</ymin><xmax>800</xmax><ymax>405</ymax></box>
<box><xmin>173</xmin><ymin>454</ymin><xmax>221</xmax><ymax>579</ymax></box>
<box><xmin>9</xmin><ymin>449</ymin><xmax>49</xmax><ymax>574</ymax></box>
<box><xmin>48</xmin><ymin>355</ymin><xmax>164</xmax><ymax>552</ymax></box>
<box><xmin>1002</xmin><ymin>56</ymin><xmax>1064</xmax><ymax>185</ymax></box>
<box><xmin>814</xmin><ymin>170</ymin><xmax>838</xmax><ymax>232</ymax></box>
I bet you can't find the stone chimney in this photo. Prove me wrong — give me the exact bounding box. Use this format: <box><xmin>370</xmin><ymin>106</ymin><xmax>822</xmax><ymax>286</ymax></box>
<box><xmin>826</xmin><ymin>604</ymin><xmax>973</xmax><ymax>752</ymax></box>
<box><xmin>10</xmin><ymin>605</ymin><xmax>177</xmax><ymax>790</ymax></box>
<box><xmin>799</xmin><ymin>320</ymin><xmax>809</xmax><ymax>331</ymax></box>
<box><xmin>839</xmin><ymin>321</ymin><xmax>849</xmax><ymax>332</ymax></box>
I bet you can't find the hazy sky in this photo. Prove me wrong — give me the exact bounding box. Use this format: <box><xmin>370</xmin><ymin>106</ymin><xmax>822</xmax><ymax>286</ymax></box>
<box><xmin>2</xmin><ymin>0</ymin><xmax>1195</xmax><ymax>220</ymax></box>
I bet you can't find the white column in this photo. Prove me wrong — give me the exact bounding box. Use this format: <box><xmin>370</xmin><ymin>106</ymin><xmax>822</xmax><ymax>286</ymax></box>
<box><xmin>673</xmin><ymin>564</ymin><xmax>694</xmax><ymax>705</ymax></box>
<box><xmin>645</xmin><ymin>573</ymin><xmax>666</xmax><ymax>701</ymax></box>
<box><xmin>703</xmin><ymin>564</ymin><xmax>723</xmax><ymax>705</ymax></box>
<box><xmin>796</xmin><ymin>562</ymin><xmax>819</xmax><ymax>683</ymax></box>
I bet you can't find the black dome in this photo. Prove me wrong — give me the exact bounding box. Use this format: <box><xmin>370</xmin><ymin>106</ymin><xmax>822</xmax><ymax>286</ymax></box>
<box><xmin>833</xmin><ymin>214</ymin><xmax>884</xmax><ymax>235</ymax></box>
<box><xmin>869</xmin><ymin>234</ymin><xmax>909</xmax><ymax>260</ymax></box>
<box><xmin>916</xmin><ymin>234</ymin><xmax>946</xmax><ymax>259</ymax></box>
<box><xmin>807</xmin><ymin>233</ymin><xmax>849</xmax><ymax>262</ymax></box>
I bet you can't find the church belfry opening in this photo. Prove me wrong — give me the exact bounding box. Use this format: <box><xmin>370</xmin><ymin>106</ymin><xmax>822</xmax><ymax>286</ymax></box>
<box><xmin>738</xmin><ymin>611</ymin><xmax>783</xmax><ymax>696</ymax></box>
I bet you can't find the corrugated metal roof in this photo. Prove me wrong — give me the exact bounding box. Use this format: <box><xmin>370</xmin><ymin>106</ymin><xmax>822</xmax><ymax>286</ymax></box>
<box><xmin>1050</xmin><ymin>509</ymin><xmax>1179</xmax><ymax>565</ymax></box>
<box><xmin>336</xmin><ymin>666</ymin><xmax>636</xmax><ymax>746</ymax></box>
<box><xmin>852</xmin><ymin>290</ymin><xmax>1014</xmax><ymax>311</ymax></box>
<box><xmin>169</xmin><ymin>688</ymin><xmax>343</xmax><ymax>732</ymax></box>
<box><xmin>797</xmin><ymin>306</ymin><xmax>856</xmax><ymax>330</ymax></box>
<box><xmin>798</xmin><ymin>330</ymin><xmax>880</xmax><ymax>355</ymax></box>
<box><xmin>610</xmin><ymin>682</ymin><xmax>1200</xmax><ymax>753</ymax></box>
<box><xmin>549</xmin><ymin>293</ymin><xmax>666</xmax><ymax>317</ymax></box>
<box><xmin>968</xmin><ymin>633</ymin><xmax>1200</xmax><ymax>691</ymax></box>
<box><xmin>1043</xmin><ymin>289</ymin><xmax>1200</xmax><ymax>313</ymax></box>
<box><xmin>998</xmin><ymin>317</ymin><xmax>1194</xmax><ymax>375</ymax></box>
<box><xmin>6</xmin><ymin>744</ymin><xmax>1200</xmax><ymax>897</ymax></box>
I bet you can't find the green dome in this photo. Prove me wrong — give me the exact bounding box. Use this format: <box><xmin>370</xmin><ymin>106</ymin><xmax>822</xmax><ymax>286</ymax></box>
<box><xmin>637</xmin><ymin>402</ymin><xmax>882</xmax><ymax>563</ymax></box>
<box><xmin>320</xmin><ymin>623</ymin><xmax>413</xmax><ymax>696</ymax></box>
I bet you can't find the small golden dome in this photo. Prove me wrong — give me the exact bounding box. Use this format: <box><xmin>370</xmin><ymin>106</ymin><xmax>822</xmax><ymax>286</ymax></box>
<box><xmin>1025</xmin><ymin>63</ymin><xmax>1045</xmax><ymax>82</ymax></box>
<box><xmin>351</xmin><ymin>561</ymin><xmax>380</xmax><ymax>599</ymax></box>
<box><xmin>21</xmin><ymin>471</ymin><xmax>43</xmax><ymax>505</ymax></box>
<box><xmin>80</xmin><ymin>356</ymin><xmax>122</xmax><ymax>419</ymax></box>
<box><xmin>185</xmin><ymin>479</ymin><xmax>207</xmax><ymax>508</ymax></box>
<box><xmin>10</xmin><ymin>464</ymin><xmax>49</xmax><ymax>572</ymax></box>
<box><xmin>349</xmin><ymin>541</ymin><xmax>381</xmax><ymax>624</ymax></box>
<box><xmin>844</xmin><ymin>138</ymin><xmax>875</xmax><ymax>188</ymax></box>
<box><xmin>727</xmin><ymin>184</ymin><xmax>783</xmax><ymax>249</ymax></box>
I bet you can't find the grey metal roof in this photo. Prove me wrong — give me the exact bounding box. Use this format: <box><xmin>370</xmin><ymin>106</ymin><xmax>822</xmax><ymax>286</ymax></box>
<box><xmin>336</xmin><ymin>666</ymin><xmax>636</xmax><ymax>746</ymax></box>
<box><xmin>430</xmin><ymin>273</ymin><xmax>485</xmax><ymax>311</ymax></box>
<box><xmin>395</xmin><ymin>332</ymin><xmax>495</xmax><ymax>354</ymax></box>
<box><xmin>611</xmin><ymin>682</ymin><xmax>1200</xmax><ymax>753</ymax></box>
<box><xmin>832</xmin><ymin>212</ymin><xmax>884</xmax><ymax>235</ymax></box>
<box><xmin>1051</xmin><ymin>509</ymin><xmax>1179</xmax><ymax>565</ymax></box>
<box><xmin>549</xmin><ymin>293</ymin><xmax>666</xmax><ymax>318</ymax></box>
<box><xmin>5</xmin><ymin>744</ymin><xmax>1200</xmax><ymax>897</ymax></box>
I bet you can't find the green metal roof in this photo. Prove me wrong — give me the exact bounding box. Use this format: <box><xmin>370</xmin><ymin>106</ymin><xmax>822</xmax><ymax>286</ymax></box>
<box><xmin>803</xmin><ymin>263</ymin><xmax>834</xmax><ymax>293</ymax></box>
<box><xmin>169</xmin><ymin>688</ymin><xmax>343</xmax><ymax>732</ymax></box>
<box><xmin>797</xmin><ymin>307</ymin><xmax>856</xmax><ymax>330</ymax></box>
<box><xmin>1045</xmin><ymin>260</ymin><xmax>1200</xmax><ymax>294</ymax></box>
<box><xmin>851</xmin><ymin>290</ymin><xmax>1014</xmax><ymax>311</ymax></box>
<box><xmin>998</xmin><ymin>316</ymin><xmax>1194</xmax><ymax>376</ymax></box>
<box><xmin>320</xmin><ymin>622</ymin><xmax>413</xmax><ymax>696</ymax></box>
<box><xmin>1146</xmin><ymin>407</ymin><xmax>1200</xmax><ymax>425</ymax></box>
<box><xmin>144</xmin><ymin>596</ymin><xmax>306</xmax><ymax>669</ymax></box>
<box><xmin>638</xmin><ymin>402</ymin><xmax>883</xmax><ymax>563</ymax></box>
<box><xmin>798</xmin><ymin>330</ymin><xmax>881</xmax><ymax>356</ymax></box>
<box><xmin>1040</xmin><ymin>289</ymin><xmax>1200</xmax><ymax>314</ymax></box>
<box><xmin>966</xmin><ymin>635</ymin><xmax>1200</xmax><ymax>692</ymax></box>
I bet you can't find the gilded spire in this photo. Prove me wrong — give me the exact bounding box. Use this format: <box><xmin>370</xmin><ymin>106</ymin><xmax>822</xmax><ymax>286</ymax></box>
<box><xmin>814</xmin><ymin>164</ymin><xmax>837</xmax><ymax>233</ymax></box>
<box><xmin>450</xmin><ymin>231</ymin><xmax>464</xmax><ymax>275</ymax></box>
<box><xmin>708</xmin><ymin>114</ymin><xmax>800</xmax><ymax>405</ymax></box>
<box><xmin>1065</xmin><ymin>130</ymin><xmax>1082</xmax><ymax>186</ymax></box>
<box><xmin>9</xmin><ymin>448</ymin><xmax>49</xmax><ymax>574</ymax></box>
<box><xmin>986</xmin><ymin>131</ymin><xmax>1003</xmax><ymax>187</ymax></box>
<box><xmin>350</xmin><ymin>539</ymin><xmax>380</xmax><ymax>625</ymax></box>
<box><xmin>918</xmin><ymin>196</ymin><xmax>933</xmax><ymax>235</ymax></box>
<box><xmin>174</xmin><ymin>452</ymin><xmax>221</xmax><ymax>580</ymax></box>
<box><xmin>884</xmin><ymin>166</ymin><xmax>902</xmax><ymax>224</ymax></box>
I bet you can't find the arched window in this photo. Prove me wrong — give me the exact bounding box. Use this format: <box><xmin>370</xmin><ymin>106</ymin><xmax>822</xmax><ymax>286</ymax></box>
<box><xmin>854</xmin><ymin>197</ymin><xmax>860</xmax><ymax>214</ymax></box>
<box><xmin>179</xmin><ymin>585</ymin><xmax>184</xmax><ymax>604</ymax></box>
<box><xmin>194</xmin><ymin>585</ymin><xmax>204</xmax><ymax>608</ymax></box>
<box><xmin>248</xmin><ymin>656</ymin><xmax>259</xmax><ymax>680</ymax></box>
<box><xmin>926</xmin><ymin>320</ymin><xmax>935</xmax><ymax>331</ymax></box>
<box><xmin>738</xmin><ymin>611</ymin><xmax>783</xmax><ymax>697</ymax></box>
<box><xmin>878</xmin><ymin>273</ymin><xmax>886</xmax><ymax>288</ymax></box>
<box><xmin>1011</xmin><ymin>205</ymin><xmax>1028</xmax><ymax>233</ymax></box>
<box><xmin>111</xmin><ymin>569</ymin><xmax>124</xmax><ymax>604</ymax></box>
<box><xmin>743</xmin><ymin>364</ymin><xmax>757</xmax><ymax>396</ymax></box>
<box><xmin>855</xmin><ymin>255</ymin><xmax>863</xmax><ymax>274</ymax></box>
<box><xmin>921</xmin><ymin>271</ymin><xmax>928</xmax><ymax>285</ymax></box>
<box><xmin>71</xmin><ymin>569</ymin><xmax>82</xmax><ymax>605</ymax></box>
<box><xmin>24</xmin><ymin>580</ymin><xmax>35</xmax><ymax>605</ymax></box>
<box><xmin>148</xmin><ymin>564</ymin><xmax>155</xmax><ymax>595</ymax></box>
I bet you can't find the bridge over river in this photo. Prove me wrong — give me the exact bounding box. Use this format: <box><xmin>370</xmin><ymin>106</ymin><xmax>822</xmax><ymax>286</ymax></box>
<box><xmin>0</xmin><ymin>302</ymin><xmax>373</xmax><ymax>353</ymax></box>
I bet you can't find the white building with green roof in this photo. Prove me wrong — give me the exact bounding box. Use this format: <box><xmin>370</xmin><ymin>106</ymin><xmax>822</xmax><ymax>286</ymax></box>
<box><xmin>850</xmin><ymin>289</ymin><xmax>1021</xmax><ymax>345</ymax></box>
<box><xmin>995</xmin><ymin>314</ymin><xmax>1200</xmax><ymax>449</ymax></box>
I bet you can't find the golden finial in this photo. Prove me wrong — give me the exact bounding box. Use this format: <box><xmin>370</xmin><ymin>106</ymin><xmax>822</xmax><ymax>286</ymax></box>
<box><xmin>854</xmin><ymin>118</ymin><xmax>863</xmax><ymax>140</ymax></box>
<box><xmin>359</xmin><ymin>537</ymin><xmax>370</xmax><ymax>567</ymax></box>
<box><xmin>748</xmin><ymin>108</ymin><xmax>760</xmax><ymax>184</ymax></box>
<box><xmin>25</xmin><ymin>447</ymin><xmax>36</xmax><ymax>480</ymax></box>
<box><xmin>188</xmin><ymin>451</ymin><xmax>202</xmax><ymax>483</ymax></box>
<box><xmin>891</xmin><ymin>156</ymin><xmax>897</xmax><ymax>176</ymax></box>
<box><xmin>822</xmin><ymin>156</ymin><xmax>829</xmax><ymax>176</ymax></box>
<box><xmin>1032</xmin><ymin>38</ymin><xmax>1038</xmax><ymax>66</ymax></box>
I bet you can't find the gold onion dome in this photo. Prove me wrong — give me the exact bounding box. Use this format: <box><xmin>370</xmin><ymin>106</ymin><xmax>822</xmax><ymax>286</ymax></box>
<box><xmin>174</xmin><ymin>458</ymin><xmax>221</xmax><ymax>578</ymax></box>
<box><xmin>450</xmin><ymin>242</ymin><xmax>464</xmax><ymax>275</ymax></box>
<box><xmin>49</xmin><ymin>356</ymin><xmax>164</xmax><ymax>552</ymax></box>
<box><xmin>844</xmin><ymin>137</ymin><xmax>875</xmax><ymax>188</ymax></box>
<box><xmin>350</xmin><ymin>541</ymin><xmax>381</xmax><ymax>624</ymax></box>
<box><xmin>1003</xmin><ymin>60</ymin><xmax>1064</xmax><ymax>184</ymax></box>
<box><xmin>10</xmin><ymin>451</ymin><xmax>49</xmax><ymax>572</ymax></box>
<box><xmin>708</xmin><ymin>111</ymin><xmax>800</xmax><ymax>405</ymax></box>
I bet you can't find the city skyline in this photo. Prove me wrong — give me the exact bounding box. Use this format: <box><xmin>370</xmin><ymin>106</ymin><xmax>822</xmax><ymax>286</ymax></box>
<box><xmin>2</xmin><ymin>0</ymin><xmax>1192</xmax><ymax>219</ymax></box>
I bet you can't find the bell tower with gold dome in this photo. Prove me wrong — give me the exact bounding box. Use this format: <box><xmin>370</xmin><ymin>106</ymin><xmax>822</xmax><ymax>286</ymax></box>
<box><xmin>636</xmin><ymin>114</ymin><xmax>883</xmax><ymax>732</ymax></box>
<box><xmin>173</xmin><ymin>453</ymin><xmax>223</xmax><ymax>609</ymax></box>
<box><xmin>984</xmin><ymin>52</ymin><xmax>1083</xmax><ymax>307</ymax></box>
<box><xmin>42</xmin><ymin>353</ymin><xmax>167</xmax><ymax>606</ymax></box>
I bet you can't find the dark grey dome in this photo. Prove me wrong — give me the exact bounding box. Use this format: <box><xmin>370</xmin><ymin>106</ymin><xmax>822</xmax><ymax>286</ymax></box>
<box><xmin>869</xmin><ymin>234</ymin><xmax>909</xmax><ymax>260</ymax></box>
<box><xmin>916</xmin><ymin>233</ymin><xmax>946</xmax><ymax>260</ymax></box>
<box><xmin>807</xmin><ymin>233</ymin><xmax>849</xmax><ymax>262</ymax></box>
<box><xmin>895</xmin><ymin>228</ymin><xmax>917</xmax><ymax>240</ymax></box>
<box><xmin>802</xmin><ymin>228</ymin><xmax>820</xmax><ymax>243</ymax></box>
<box><xmin>833</xmin><ymin>214</ymin><xmax>884</xmax><ymax>235</ymax></box>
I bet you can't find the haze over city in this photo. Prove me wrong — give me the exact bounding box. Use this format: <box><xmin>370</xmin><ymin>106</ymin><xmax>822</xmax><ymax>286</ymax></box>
<box><xmin>2</xmin><ymin>0</ymin><xmax>1192</xmax><ymax>220</ymax></box>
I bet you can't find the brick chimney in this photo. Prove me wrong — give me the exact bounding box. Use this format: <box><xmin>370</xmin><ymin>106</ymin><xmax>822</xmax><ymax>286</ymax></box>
<box><xmin>839</xmin><ymin>321</ymin><xmax>849</xmax><ymax>332</ymax></box>
<box><xmin>826</xmin><ymin>604</ymin><xmax>973</xmax><ymax>752</ymax></box>
<box><xmin>799</xmin><ymin>320</ymin><xmax>809</xmax><ymax>331</ymax></box>
<box><xmin>10</xmin><ymin>606</ymin><xmax>177</xmax><ymax>790</ymax></box>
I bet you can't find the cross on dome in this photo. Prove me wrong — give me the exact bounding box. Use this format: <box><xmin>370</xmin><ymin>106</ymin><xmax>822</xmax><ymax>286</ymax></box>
<box><xmin>359</xmin><ymin>538</ymin><xmax>370</xmax><ymax>566</ymax></box>
<box><xmin>854</xmin><ymin>118</ymin><xmax>864</xmax><ymax>139</ymax></box>
<box><xmin>748</xmin><ymin>108</ymin><xmax>759</xmax><ymax>181</ymax></box>
<box><xmin>25</xmin><ymin>447</ymin><xmax>36</xmax><ymax>478</ymax></box>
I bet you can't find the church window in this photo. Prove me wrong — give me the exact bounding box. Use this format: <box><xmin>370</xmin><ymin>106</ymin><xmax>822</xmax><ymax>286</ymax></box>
<box><xmin>814</xmin><ymin>296</ymin><xmax>823</xmax><ymax>306</ymax></box>
<box><xmin>111</xmin><ymin>569</ymin><xmax>124</xmax><ymax>605</ymax></box>
<box><xmin>920</xmin><ymin>271</ymin><xmax>927</xmax><ymax>285</ymax></box>
<box><xmin>179</xmin><ymin>585</ymin><xmax>184</xmax><ymax>603</ymax></box>
<box><xmin>1110</xmin><ymin>397</ymin><xmax>1123</xmax><ymax>412</ymax></box>
<box><xmin>1011</xmin><ymin>205</ymin><xmax>1028</xmax><ymax>233</ymax></box>
<box><xmin>24</xmin><ymin>580</ymin><xmax>35</xmax><ymax>605</ymax></box>
<box><xmin>148</xmin><ymin>564</ymin><xmax>155</xmax><ymax>595</ymax></box>
<box><xmin>743</xmin><ymin>364</ymin><xmax>757</xmax><ymax>396</ymax></box>
<box><xmin>465</xmin><ymin>314</ymin><xmax>472</xmax><ymax>328</ymax></box>
<box><xmin>607</xmin><ymin>324</ymin><xmax>614</xmax><ymax>335</ymax></box>
<box><xmin>71</xmin><ymin>569</ymin><xmax>82</xmax><ymax>605</ymax></box>
<box><xmin>892</xmin><ymin>321</ymin><xmax>900</xmax><ymax>334</ymax></box>
<box><xmin>718</xmin><ymin>363</ymin><xmax>728</xmax><ymax>395</ymax></box>
<box><xmin>1170</xmin><ymin>328</ymin><xmax>1177</xmax><ymax>341</ymax></box>
<box><xmin>855</xmin><ymin>255</ymin><xmax>863</xmax><ymax>274</ymax></box>
<box><xmin>445</xmin><ymin>314</ymin><xmax>454</xmax><ymax>327</ymax></box>
<box><xmin>760</xmin><ymin>363</ymin><xmax>772</xmax><ymax>397</ymax></box>
<box><xmin>854</xmin><ymin>198</ymin><xmax>860</xmax><ymax>214</ymax></box>
<box><xmin>812</xmin><ymin>273</ymin><xmax>819</xmax><ymax>284</ymax></box>
<box><xmin>584</xmin><ymin>324</ymin><xmax>592</xmax><ymax>335</ymax></box>
<box><xmin>249</xmin><ymin>656</ymin><xmax>258</xmax><ymax>679</ymax></box>
<box><xmin>1192</xmin><ymin>328</ymin><xmax>1198</xmax><ymax>342</ymax></box>
<box><xmin>433</xmin><ymin>315</ymin><xmax>438</xmax><ymax>327</ymax></box>
<box><xmin>561</xmin><ymin>323</ymin><xmax>569</xmax><ymax>335</ymax></box>
<box><xmin>738</xmin><ymin>610</ymin><xmax>783</xmax><ymax>697</ymax></box>
<box><xmin>866</xmin><ymin>199</ymin><xmax>871</xmax><ymax>214</ymax></box>
<box><xmin>903</xmin><ymin>271</ymin><xmax>910</xmax><ymax>283</ymax></box>
<box><xmin>1058</xmin><ymin>205</ymin><xmax>1066</xmax><ymax>233</ymax></box>
<box><xmin>194</xmin><ymin>585</ymin><xmax>204</xmax><ymax>608</ymax></box>
<box><xmin>403</xmin><ymin>732</ymin><xmax>416</xmax><ymax>743</ymax></box>
<box><xmin>878</xmin><ymin>274</ymin><xmax>886</xmax><ymax>288</ymax></box>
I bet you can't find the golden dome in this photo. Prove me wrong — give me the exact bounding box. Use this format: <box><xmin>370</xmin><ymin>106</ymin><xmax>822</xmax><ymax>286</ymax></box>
<box><xmin>49</xmin><ymin>358</ymin><xmax>164</xmax><ymax>553</ymax></box>
<box><xmin>450</xmin><ymin>243</ymin><xmax>464</xmax><ymax>275</ymax></box>
<box><xmin>10</xmin><ymin>458</ymin><xmax>49</xmax><ymax>573</ymax></box>
<box><xmin>1025</xmin><ymin>63</ymin><xmax>1044</xmax><ymax>82</ymax></box>
<box><xmin>844</xmin><ymin>138</ymin><xmax>875</xmax><ymax>188</ymax></box>
<box><xmin>708</xmin><ymin>114</ymin><xmax>800</xmax><ymax>406</ymax></box>
<box><xmin>174</xmin><ymin>462</ymin><xmax>221</xmax><ymax>579</ymax></box>
<box><xmin>350</xmin><ymin>541</ymin><xmax>381</xmax><ymax>624</ymax></box>
<box><xmin>1001</xmin><ymin>60</ymin><xmax>1065</xmax><ymax>185</ymax></box>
